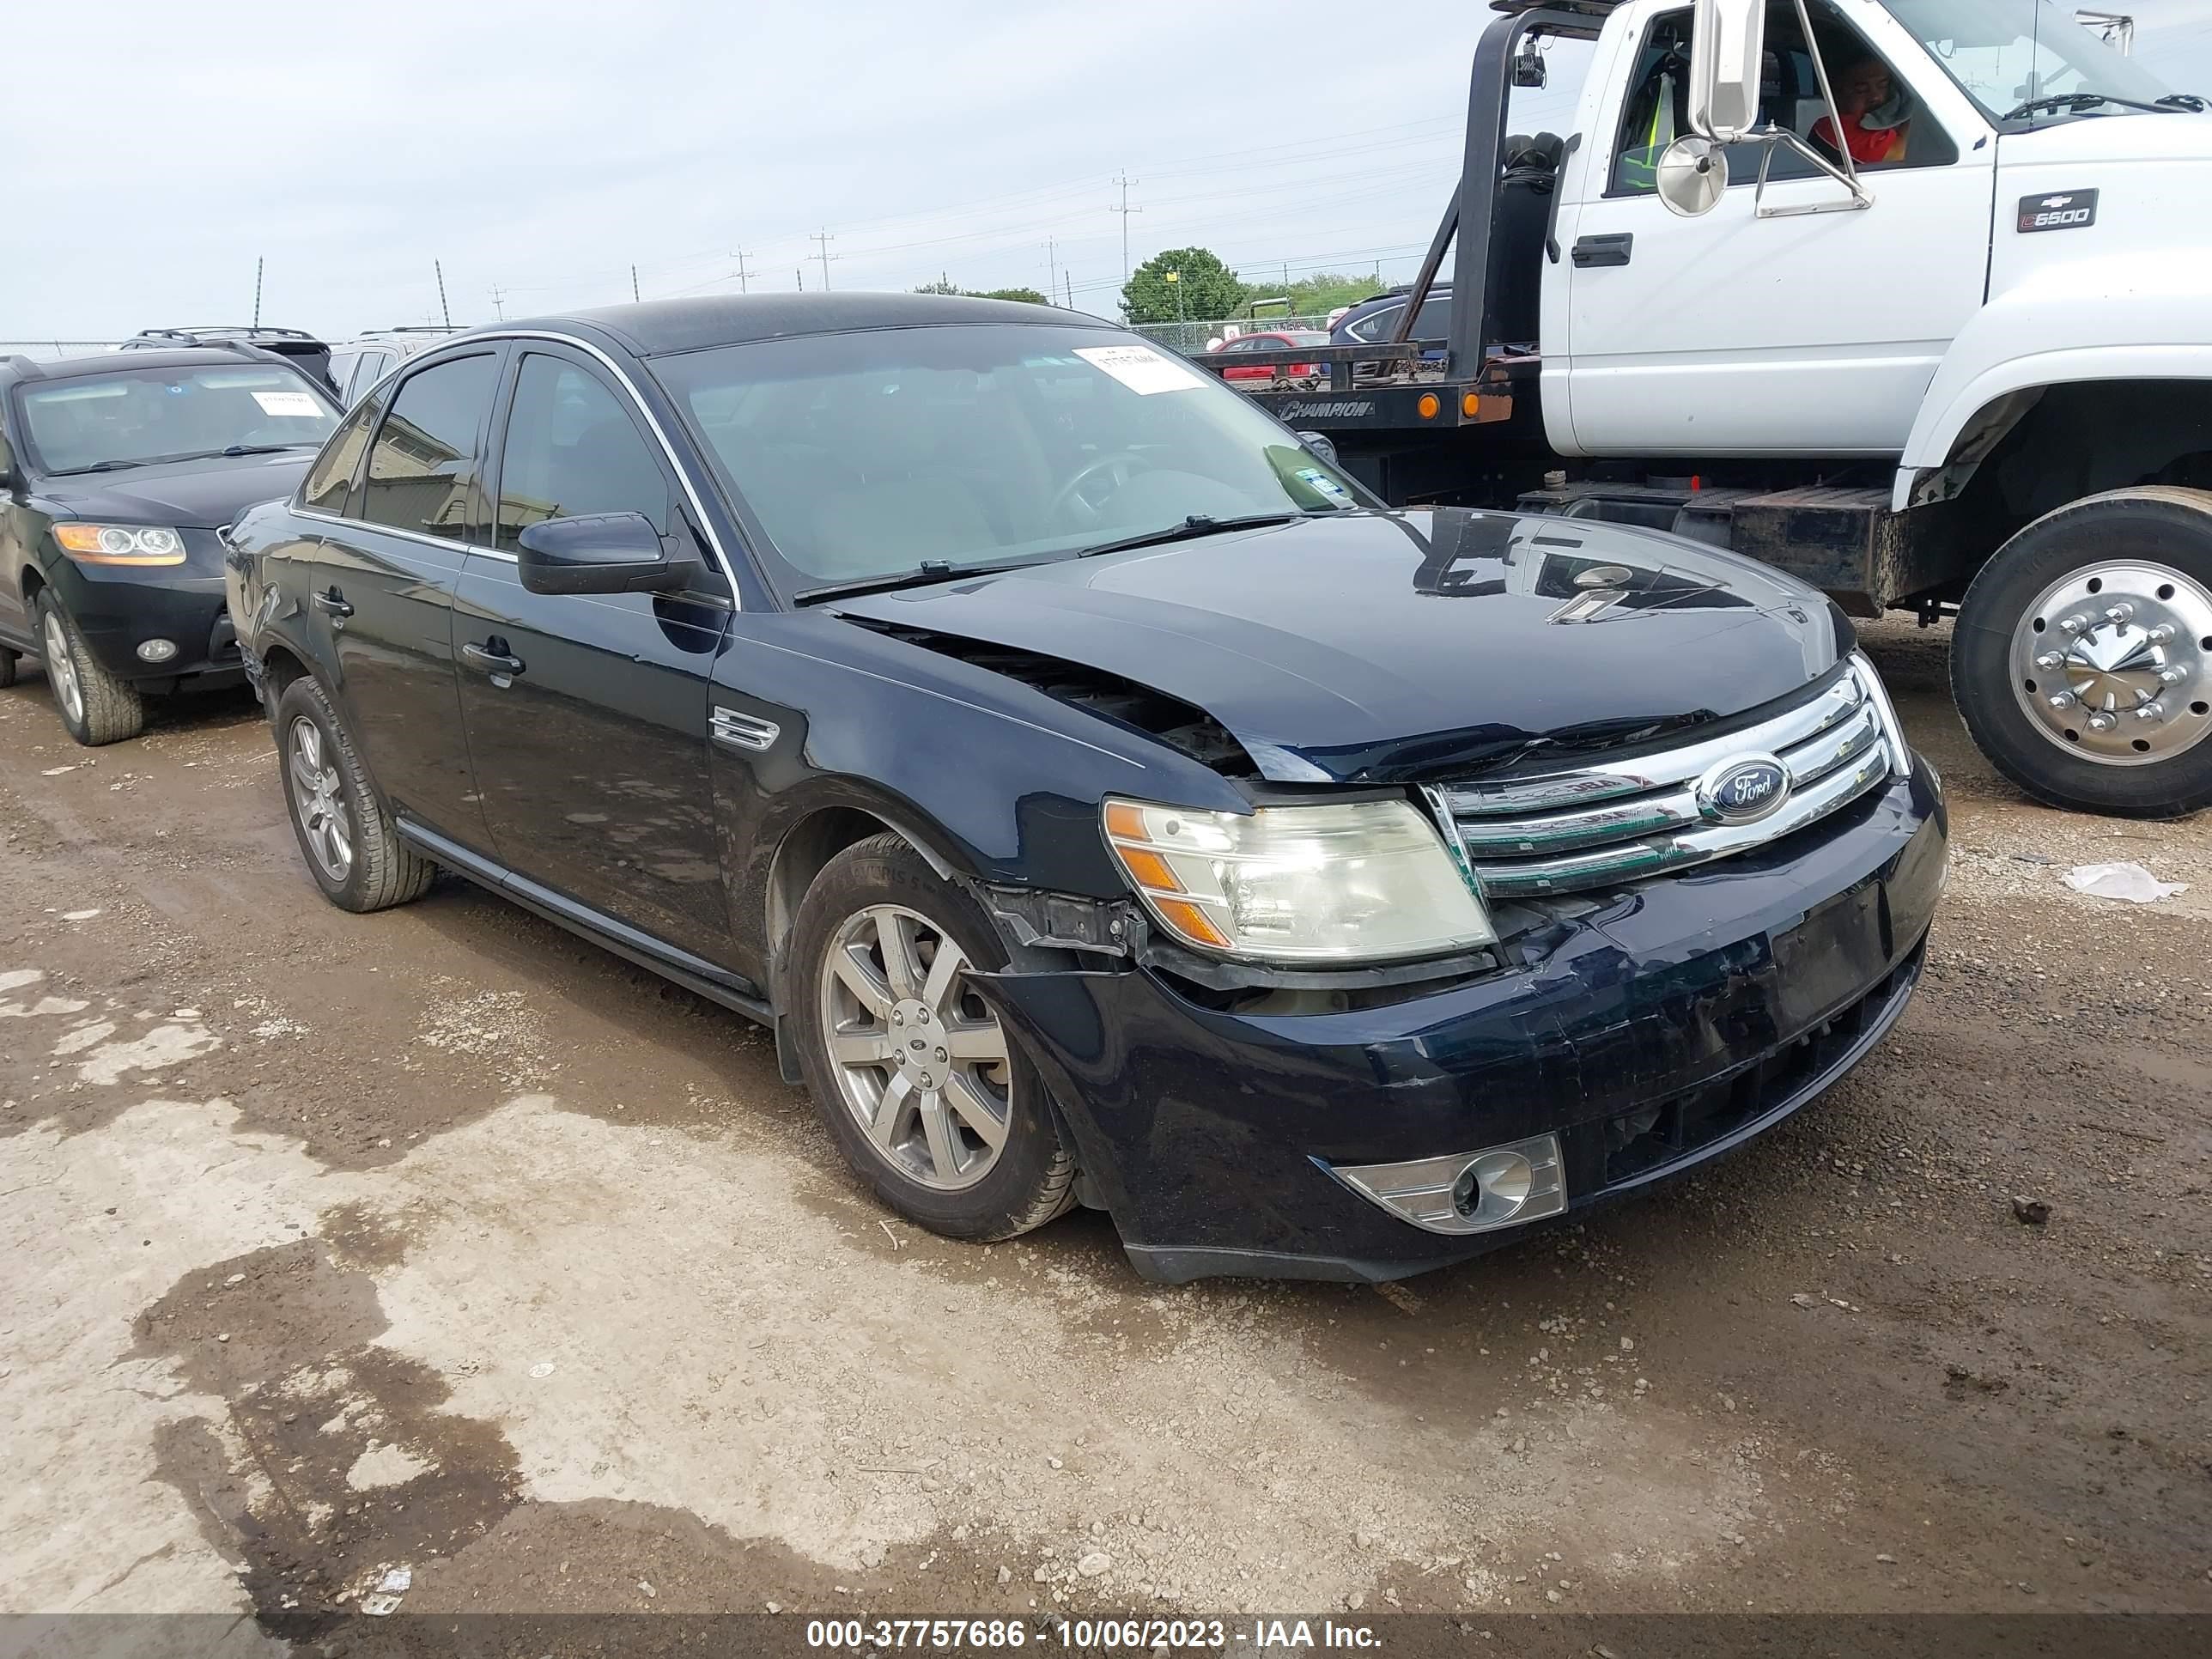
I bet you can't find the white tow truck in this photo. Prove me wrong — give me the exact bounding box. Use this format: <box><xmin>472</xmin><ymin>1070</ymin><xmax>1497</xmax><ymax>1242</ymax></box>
<box><xmin>1217</xmin><ymin>0</ymin><xmax>2212</xmax><ymax>817</ymax></box>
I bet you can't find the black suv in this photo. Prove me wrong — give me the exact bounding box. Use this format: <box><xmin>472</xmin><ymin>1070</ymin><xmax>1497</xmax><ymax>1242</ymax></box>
<box><xmin>0</xmin><ymin>348</ymin><xmax>341</xmax><ymax>743</ymax></box>
<box><xmin>227</xmin><ymin>295</ymin><xmax>1945</xmax><ymax>1284</ymax></box>
<box><xmin>122</xmin><ymin>326</ymin><xmax>335</xmax><ymax>393</ymax></box>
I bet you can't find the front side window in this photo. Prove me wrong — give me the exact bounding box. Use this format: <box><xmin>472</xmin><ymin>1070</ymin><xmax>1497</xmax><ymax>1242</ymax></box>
<box><xmin>495</xmin><ymin>355</ymin><xmax>671</xmax><ymax>552</ymax></box>
<box><xmin>358</xmin><ymin>353</ymin><xmax>498</xmax><ymax>543</ymax></box>
<box><xmin>14</xmin><ymin>364</ymin><xmax>337</xmax><ymax>477</ymax></box>
<box><xmin>301</xmin><ymin>387</ymin><xmax>388</xmax><ymax>517</ymax></box>
<box><xmin>1610</xmin><ymin>0</ymin><xmax>1957</xmax><ymax>195</ymax></box>
<box><xmin>1882</xmin><ymin>0</ymin><xmax>2175</xmax><ymax>123</ymax></box>
<box><xmin>653</xmin><ymin>323</ymin><xmax>1362</xmax><ymax>593</ymax></box>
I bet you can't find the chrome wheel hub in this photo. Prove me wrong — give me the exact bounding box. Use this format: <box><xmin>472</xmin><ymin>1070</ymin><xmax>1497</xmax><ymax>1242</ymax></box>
<box><xmin>2011</xmin><ymin>561</ymin><xmax>2212</xmax><ymax>766</ymax></box>
<box><xmin>42</xmin><ymin>612</ymin><xmax>82</xmax><ymax>726</ymax></box>
<box><xmin>288</xmin><ymin>716</ymin><xmax>353</xmax><ymax>881</ymax></box>
<box><xmin>817</xmin><ymin>903</ymin><xmax>1012</xmax><ymax>1192</ymax></box>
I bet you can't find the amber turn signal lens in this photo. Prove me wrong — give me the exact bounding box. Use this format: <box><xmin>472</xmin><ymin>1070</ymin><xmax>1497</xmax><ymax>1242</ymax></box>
<box><xmin>1462</xmin><ymin>392</ymin><xmax>1483</xmax><ymax>418</ymax></box>
<box><xmin>1416</xmin><ymin>392</ymin><xmax>1441</xmax><ymax>420</ymax></box>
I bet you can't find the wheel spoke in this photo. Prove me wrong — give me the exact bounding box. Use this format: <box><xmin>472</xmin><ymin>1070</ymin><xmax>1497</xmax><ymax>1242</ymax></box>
<box><xmin>869</xmin><ymin>1072</ymin><xmax>915</xmax><ymax>1149</ymax></box>
<box><xmin>831</xmin><ymin>1028</ymin><xmax>895</xmax><ymax>1066</ymax></box>
<box><xmin>918</xmin><ymin>934</ymin><xmax>965</xmax><ymax>1015</ymax></box>
<box><xmin>874</xmin><ymin>910</ymin><xmax>921</xmax><ymax>999</ymax></box>
<box><xmin>290</xmin><ymin>750</ymin><xmax>320</xmax><ymax>798</ymax></box>
<box><xmin>298</xmin><ymin>721</ymin><xmax>322</xmax><ymax>772</ymax></box>
<box><xmin>831</xmin><ymin>944</ymin><xmax>892</xmax><ymax>1017</ymax></box>
<box><xmin>919</xmin><ymin>1089</ymin><xmax>963</xmax><ymax>1180</ymax></box>
<box><xmin>943</xmin><ymin>1073</ymin><xmax>1008</xmax><ymax>1152</ymax></box>
<box><xmin>944</xmin><ymin>1019</ymin><xmax>1007</xmax><ymax>1065</ymax></box>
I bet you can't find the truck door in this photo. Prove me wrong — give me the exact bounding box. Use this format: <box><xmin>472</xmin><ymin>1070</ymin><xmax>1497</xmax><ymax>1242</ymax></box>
<box><xmin>1555</xmin><ymin>0</ymin><xmax>1993</xmax><ymax>458</ymax></box>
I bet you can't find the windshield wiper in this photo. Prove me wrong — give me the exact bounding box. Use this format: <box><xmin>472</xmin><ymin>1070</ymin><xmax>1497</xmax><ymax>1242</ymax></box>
<box><xmin>793</xmin><ymin>558</ymin><xmax>1036</xmax><ymax>605</ymax></box>
<box><xmin>2157</xmin><ymin>93</ymin><xmax>2209</xmax><ymax>112</ymax></box>
<box><xmin>2003</xmin><ymin>90</ymin><xmax>2175</xmax><ymax>119</ymax></box>
<box><xmin>1075</xmin><ymin>511</ymin><xmax>1310</xmax><ymax>560</ymax></box>
<box><xmin>46</xmin><ymin>458</ymin><xmax>151</xmax><ymax>476</ymax></box>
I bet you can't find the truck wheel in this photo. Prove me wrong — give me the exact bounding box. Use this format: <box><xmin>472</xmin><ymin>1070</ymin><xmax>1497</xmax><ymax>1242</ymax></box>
<box><xmin>36</xmin><ymin>592</ymin><xmax>144</xmax><ymax>745</ymax></box>
<box><xmin>789</xmin><ymin>832</ymin><xmax>1079</xmax><ymax>1243</ymax></box>
<box><xmin>0</xmin><ymin>649</ymin><xmax>16</xmax><ymax>688</ymax></box>
<box><xmin>1954</xmin><ymin>486</ymin><xmax>2212</xmax><ymax>817</ymax></box>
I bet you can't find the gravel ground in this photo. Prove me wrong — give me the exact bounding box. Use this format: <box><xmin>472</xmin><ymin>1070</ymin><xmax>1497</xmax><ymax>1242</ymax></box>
<box><xmin>1</xmin><ymin>617</ymin><xmax>2207</xmax><ymax>1636</ymax></box>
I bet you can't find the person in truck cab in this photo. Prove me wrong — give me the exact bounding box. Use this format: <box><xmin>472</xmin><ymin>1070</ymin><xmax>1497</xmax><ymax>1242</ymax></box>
<box><xmin>1812</xmin><ymin>52</ymin><xmax>1914</xmax><ymax>163</ymax></box>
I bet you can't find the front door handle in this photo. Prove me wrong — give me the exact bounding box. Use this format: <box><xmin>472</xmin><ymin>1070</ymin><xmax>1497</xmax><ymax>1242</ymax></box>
<box><xmin>463</xmin><ymin>640</ymin><xmax>526</xmax><ymax>679</ymax></box>
<box><xmin>313</xmin><ymin>588</ymin><xmax>353</xmax><ymax>619</ymax></box>
<box><xmin>1571</xmin><ymin>233</ymin><xmax>1633</xmax><ymax>268</ymax></box>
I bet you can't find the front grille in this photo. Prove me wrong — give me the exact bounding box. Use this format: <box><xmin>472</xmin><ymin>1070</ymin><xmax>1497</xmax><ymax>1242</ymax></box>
<box><xmin>1428</xmin><ymin>660</ymin><xmax>1899</xmax><ymax>899</ymax></box>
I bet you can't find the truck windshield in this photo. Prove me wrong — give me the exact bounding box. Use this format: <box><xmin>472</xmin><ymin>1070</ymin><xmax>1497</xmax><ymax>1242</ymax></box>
<box><xmin>1882</xmin><ymin>0</ymin><xmax>2179</xmax><ymax>123</ymax></box>
<box><xmin>652</xmin><ymin>324</ymin><xmax>1363</xmax><ymax>595</ymax></box>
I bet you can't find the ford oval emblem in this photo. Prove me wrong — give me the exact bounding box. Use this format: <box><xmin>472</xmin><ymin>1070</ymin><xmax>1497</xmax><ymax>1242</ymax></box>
<box><xmin>1698</xmin><ymin>755</ymin><xmax>1790</xmax><ymax>823</ymax></box>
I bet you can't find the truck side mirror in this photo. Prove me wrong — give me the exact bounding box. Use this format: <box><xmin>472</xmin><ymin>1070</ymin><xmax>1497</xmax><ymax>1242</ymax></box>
<box><xmin>1687</xmin><ymin>0</ymin><xmax>1766</xmax><ymax>142</ymax></box>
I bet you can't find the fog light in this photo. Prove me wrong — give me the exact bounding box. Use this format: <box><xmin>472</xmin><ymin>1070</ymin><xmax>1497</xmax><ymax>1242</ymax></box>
<box><xmin>1333</xmin><ymin>1132</ymin><xmax>1566</xmax><ymax>1237</ymax></box>
<box><xmin>136</xmin><ymin>639</ymin><xmax>179</xmax><ymax>664</ymax></box>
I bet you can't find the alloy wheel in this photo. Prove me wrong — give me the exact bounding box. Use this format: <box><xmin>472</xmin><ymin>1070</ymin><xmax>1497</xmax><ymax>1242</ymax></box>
<box><xmin>2009</xmin><ymin>560</ymin><xmax>2212</xmax><ymax>766</ymax></box>
<box><xmin>288</xmin><ymin>715</ymin><xmax>354</xmax><ymax>881</ymax></box>
<box><xmin>41</xmin><ymin>611</ymin><xmax>83</xmax><ymax>727</ymax></box>
<box><xmin>816</xmin><ymin>902</ymin><xmax>1014</xmax><ymax>1192</ymax></box>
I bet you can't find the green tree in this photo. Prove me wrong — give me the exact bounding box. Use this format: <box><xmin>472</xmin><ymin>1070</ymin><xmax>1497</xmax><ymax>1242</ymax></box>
<box><xmin>912</xmin><ymin>279</ymin><xmax>1051</xmax><ymax>305</ymax></box>
<box><xmin>1286</xmin><ymin>272</ymin><xmax>1382</xmax><ymax>317</ymax></box>
<box><xmin>1121</xmin><ymin>248</ymin><xmax>1249</xmax><ymax>325</ymax></box>
<box><xmin>980</xmin><ymin>286</ymin><xmax>1049</xmax><ymax>305</ymax></box>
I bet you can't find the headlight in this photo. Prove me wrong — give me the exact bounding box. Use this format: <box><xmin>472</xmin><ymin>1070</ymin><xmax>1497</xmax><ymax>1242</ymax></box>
<box><xmin>53</xmin><ymin>523</ymin><xmax>186</xmax><ymax>566</ymax></box>
<box><xmin>1103</xmin><ymin>797</ymin><xmax>1495</xmax><ymax>963</ymax></box>
<box><xmin>1850</xmin><ymin>652</ymin><xmax>1911</xmax><ymax>775</ymax></box>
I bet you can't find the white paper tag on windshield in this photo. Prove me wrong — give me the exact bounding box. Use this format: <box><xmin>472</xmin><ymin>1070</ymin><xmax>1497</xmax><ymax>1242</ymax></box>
<box><xmin>251</xmin><ymin>390</ymin><xmax>323</xmax><ymax>417</ymax></box>
<box><xmin>1074</xmin><ymin>344</ymin><xmax>1203</xmax><ymax>396</ymax></box>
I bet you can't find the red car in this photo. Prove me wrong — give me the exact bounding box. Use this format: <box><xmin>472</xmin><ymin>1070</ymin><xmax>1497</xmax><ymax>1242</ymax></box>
<box><xmin>1213</xmin><ymin>330</ymin><xmax>1327</xmax><ymax>382</ymax></box>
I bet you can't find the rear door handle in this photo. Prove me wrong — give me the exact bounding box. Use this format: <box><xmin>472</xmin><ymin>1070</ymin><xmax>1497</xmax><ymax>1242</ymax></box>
<box><xmin>1571</xmin><ymin>234</ymin><xmax>1633</xmax><ymax>268</ymax></box>
<box><xmin>463</xmin><ymin>640</ymin><xmax>526</xmax><ymax>679</ymax></box>
<box><xmin>313</xmin><ymin>588</ymin><xmax>353</xmax><ymax>619</ymax></box>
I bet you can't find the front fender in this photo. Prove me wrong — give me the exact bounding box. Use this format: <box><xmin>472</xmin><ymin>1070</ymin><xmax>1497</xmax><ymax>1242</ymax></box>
<box><xmin>1893</xmin><ymin>250</ymin><xmax>2212</xmax><ymax>508</ymax></box>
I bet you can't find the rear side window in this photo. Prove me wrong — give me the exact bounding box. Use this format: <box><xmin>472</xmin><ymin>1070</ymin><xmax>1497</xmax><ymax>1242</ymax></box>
<box><xmin>493</xmin><ymin>355</ymin><xmax>672</xmax><ymax>552</ymax></box>
<box><xmin>359</xmin><ymin>353</ymin><xmax>498</xmax><ymax>543</ymax></box>
<box><xmin>301</xmin><ymin>388</ymin><xmax>387</xmax><ymax>517</ymax></box>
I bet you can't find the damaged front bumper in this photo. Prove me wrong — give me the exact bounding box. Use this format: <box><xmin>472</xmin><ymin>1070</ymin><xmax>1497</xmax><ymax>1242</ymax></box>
<box><xmin>976</xmin><ymin>758</ymin><xmax>1946</xmax><ymax>1284</ymax></box>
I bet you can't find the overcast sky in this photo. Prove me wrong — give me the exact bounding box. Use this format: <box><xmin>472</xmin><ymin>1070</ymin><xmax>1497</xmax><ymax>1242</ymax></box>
<box><xmin>4</xmin><ymin>0</ymin><xmax>2209</xmax><ymax>342</ymax></box>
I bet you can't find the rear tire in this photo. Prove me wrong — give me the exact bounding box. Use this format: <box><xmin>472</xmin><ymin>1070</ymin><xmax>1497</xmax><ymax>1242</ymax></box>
<box><xmin>1953</xmin><ymin>486</ymin><xmax>2212</xmax><ymax>817</ymax></box>
<box><xmin>0</xmin><ymin>649</ymin><xmax>16</xmax><ymax>688</ymax></box>
<box><xmin>274</xmin><ymin>675</ymin><xmax>435</xmax><ymax>912</ymax></box>
<box><xmin>789</xmin><ymin>832</ymin><xmax>1078</xmax><ymax>1242</ymax></box>
<box><xmin>35</xmin><ymin>592</ymin><xmax>143</xmax><ymax>745</ymax></box>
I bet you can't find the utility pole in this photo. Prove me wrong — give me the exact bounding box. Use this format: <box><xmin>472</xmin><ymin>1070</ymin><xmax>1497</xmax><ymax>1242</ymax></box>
<box><xmin>811</xmin><ymin>229</ymin><xmax>837</xmax><ymax>292</ymax></box>
<box><xmin>631</xmin><ymin>264</ymin><xmax>641</xmax><ymax>303</ymax></box>
<box><xmin>434</xmin><ymin>259</ymin><xmax>452</xmax><ymax>326</ymax></box>
<box><xmin>1063</xmin><ymin>270</ymin><xmax>1073</xmax><ymax>309</ymax></box>
<box><xmin>730</xmin><ymin>248</ymin><xmax>754</xmax><ymax>293</ymax></box>
<box><xmin>1110</xmin><ymin>173</ymin><xmax>1141</xmax><ymax>298</ymax></box>
<box><xmin>796</xmin><ymin>268</ymin><xmax>805</xmax><ymax>292</ymax></box>
<box><xmin>1046</xmin><ymin>237</ymin><xmax>1058</xmax><ymax>301</ymax></box>
<box><xmin>252</xmin><ymin>257</ymin><xmax>264</xmax><ymax>329</ymax></box>
<box><xmin>489</xmin><ymin>283</ymin><xmax>507</xmax><ymax>320</ymax></box>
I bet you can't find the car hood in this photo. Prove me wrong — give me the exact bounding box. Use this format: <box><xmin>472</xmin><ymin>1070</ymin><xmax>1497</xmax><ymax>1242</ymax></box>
<box><xmin>835</xmin><ymin>508</ymin><xmax>1854</xmax><ymax>784</ymax></box>
<box><xmin>34</xmin><ymin>449</ymin><xmax>318</xmax><ymax>530</ymax></box>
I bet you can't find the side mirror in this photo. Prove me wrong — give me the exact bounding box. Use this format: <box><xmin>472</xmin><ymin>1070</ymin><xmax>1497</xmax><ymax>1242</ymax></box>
<box><xmin>515</xmin><ymin>511</ymin><xmax>690</xmax><ymax>596</ymax></box>
<box><xmin>1688</xmin><ymin>0</ymin><xmax>1766</xmax><ymax>142</ymax></box>
<box><xmin>1656</xmin><ymin>135</ymin><xmax>1730</xmax><ymax>216</ymax></box>
<box><xmin>1295</xmin><ymin>430</ymin><xmax>1341</xmax><ymax>469</ymax></box>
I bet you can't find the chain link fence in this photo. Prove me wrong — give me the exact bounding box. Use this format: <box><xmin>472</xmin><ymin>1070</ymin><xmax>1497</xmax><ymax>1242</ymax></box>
<box><xmin>1132</xmin><ymin>315</ymin><xmax>1335</xmax><ymax>356</ymax></box>
<box><xmin>0</xmin><ymin>341</ymin><xmax>126</xmax><ymax>362</ymax></box>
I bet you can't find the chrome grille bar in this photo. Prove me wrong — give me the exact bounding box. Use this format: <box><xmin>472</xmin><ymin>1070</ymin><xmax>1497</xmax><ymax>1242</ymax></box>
<box><xmin>1428</xmin><ymin>662</ymin><xmax>1902</xmax><ymax>901</ymax></box>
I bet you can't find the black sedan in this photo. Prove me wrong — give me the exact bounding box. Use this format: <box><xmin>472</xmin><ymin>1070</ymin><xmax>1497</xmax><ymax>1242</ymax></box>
<box><xmin>0</xmin><ymin>347</ymin><xmax>340</xmax><ymax>743</ymax></box>
<box><xmin>225</xmin><ymin>294</ymin><xmax>1945</xmax><ymax>1282</ymax></box>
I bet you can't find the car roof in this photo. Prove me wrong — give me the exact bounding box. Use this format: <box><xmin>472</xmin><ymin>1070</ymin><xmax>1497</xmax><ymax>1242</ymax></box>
<box><xmin>481</xmin><ymin>293</ymin><xmax>1103</xmax><ymax>358</ymax></box>
<box><xmin>1</xmin><ymin>346</ymin><xmax>304</xmax><ymax>386</ymax></box>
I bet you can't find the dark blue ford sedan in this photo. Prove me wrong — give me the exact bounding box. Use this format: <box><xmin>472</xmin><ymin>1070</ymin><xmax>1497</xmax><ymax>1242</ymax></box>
<box><xmin>224</xmin><ymin>294</ymin><xmax>1945</xmax><ymax>1282</ymax></box>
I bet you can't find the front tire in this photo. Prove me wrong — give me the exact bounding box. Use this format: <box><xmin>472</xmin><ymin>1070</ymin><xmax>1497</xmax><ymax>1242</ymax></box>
<box><xmin>0</xmin><ymin>649</ymin><xmax>17</xmax><ymax>689</ymax></box>
<box><xmin>35</xmin><ymin>592</ymin><xmax>143</xmax><ymax>745</ymax></box>
<box><xmin>789</xmin><ymin>833</ymin><xmax>1078</xmax><ymax>1242</ymax></box>
<box><xmin>1954</xmin><ymin>486</ymin><xmax>2212</xmax><ymax>818</ymax></box>
<box><xmin>274</xmin><ymin>676</ymin><xmax>435</xmax><ymax>912</ymax></box>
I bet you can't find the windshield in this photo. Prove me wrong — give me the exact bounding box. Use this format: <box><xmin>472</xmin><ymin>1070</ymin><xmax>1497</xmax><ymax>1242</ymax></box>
<box><xmin>650</xmin><ymin>323</ymin><xmax>1363</xmax><ymax>593</ymax></box>
<box><xmin>17</xmin><ymin>364</ymin><xmax>338</xmax><ymax>476</ymax></box>
<box><xmin>1883</xmin><ymin>0</ymin><xmax>2176</xmax><ymax>122</ymax></box>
